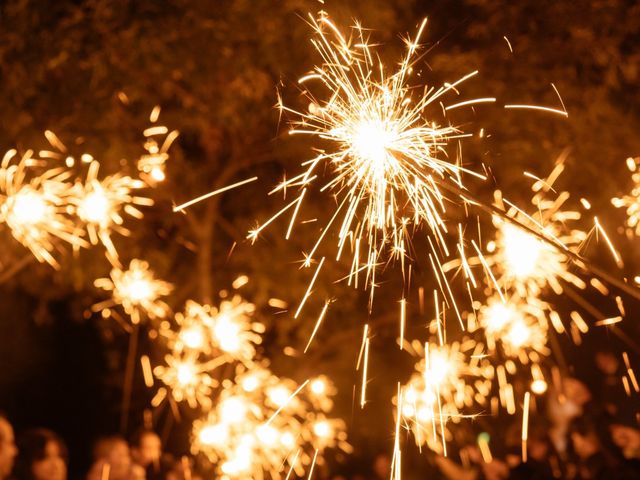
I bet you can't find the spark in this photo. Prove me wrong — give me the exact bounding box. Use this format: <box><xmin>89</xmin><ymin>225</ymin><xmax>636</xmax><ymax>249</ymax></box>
<box><xmin>173</xmin><ymin>176</ymin><xmax>258</xmax><ymax>212</ymax></box>
<box><xmin>504</xmin><ymin>104</ymin><xmax>568</xmax><ymax>117</ymax></box>
<box><xmin>307</xmin><ymin>449</ymin><xmax>319</xmax><ymax>480</ymax></box>
<box><xmin>484</xmin><ymin>174</ymin><xmax>589</xmax><ymax>297</ymax></box>
<box><xmin>594</xmin><ymin>316</ymin><xmax>623</xmax><ymax>326</ymax></box>
<box><xmin>356</xmin><ymin>324</ymin><xmax>369</xmax><ymax>369</ymax></box>
<box><xmin>141</xmin><ymin>355</ymin><xmax>154</xmax><ymax>387</ymax></box>
<box><xmin>477</xmin><ymin>294</ymin><xmax>550</xmax><ymax>360</ymax></box>
<box><xmin>192</xmin><ymin>366</ymin><xmax>348</xmax><ymax>479</ymax></box>
<box><xmin>503</xmin><ymin>36</ymin><xmax>513</xmax><ymax>53</ymax></box>
<box><xmin>397</xmin><ymin>340</ymin><xmax>485</xmax><ymax>454</ymax></box>
<box><xmin>153</xmin><ymin>352</ymin><xmax>217</xmax><ymax>409</ymax></box>
<box><xmin>72</xmin><ymin>161</ymin><xmax>153</xmax><ymax>263</ymax></box>
<box><xmin>294</xmin><ymin>257</ymin><xmax>325</xmax><ymax>318</ymax></box>
<box><xmin>0</xmin><ymin>149</ymin><xmax>87</xmax><ymax>267</ymax></box>
<box><xmin>522</xmin><ymin>391</ymin><xmax>530</xmax><ymax>462</ymax></box>
<box><xmin>594</xmin><ymin>216</ymin><xmax>623</xmax><ymax>267</ymax></box>
<box><xmin>265</xmin><ymin>379</ymin><xmax>310</xmax><ymax>427</ymax></box>
<box><xmin>304</xmin><ymin>300</ymin><xmax>330</xmax><ymax>353</ymax></box>
<box><xmin>445</xmin><ymin>97</ymin><xmax>497</xmax><ymax>111</ymax></box>
<box><xmin>138</xmin><ymin>119</ymin><xmax>179</xmax><ymax>184</ymax></box>
<box><xmin>94</xmin><ymin>259</ymin><xmax>172</xmax><ymax>324</ymax></box>
<box><xmin>478</xmin><ymin>435</ymin><xmax>493</xmax><ymax>463</ymax></box>
<box><xmin>360</xmin><ymin>336</ymin><xmax>370</xmax><ymax>408</ymax></box>
<box><xmin>400</xmin><ymin>298</ymin><xmax>407</xmax><ymax>350</ymax></box>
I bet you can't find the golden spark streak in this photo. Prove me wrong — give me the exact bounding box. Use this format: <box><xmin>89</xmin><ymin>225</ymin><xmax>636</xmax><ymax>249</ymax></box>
<box><xmin>284</xmin><ymin>450</ymin><xmax>301</xmax><ymax>480</ymax></box>
<box><xmin>286</xmin><ymin>188</ymin><xmax>306</xmax><ymax>239</ymax></box>
<box><xmin>304</xmin><ymin>300</ymin><xmax>330</xmax><ymax>353</ymax></box>
<box><xmin>503</xmin><ymin>36</ymin><xmax>513</xmax><ymax>53</ymax></box>
<box><xmin>356</xmin><ymin>324</ymin><xmax>369</xmax><ymax>369</ymax></box>
<box><xmin>141</xmin><ymin>355</ymin><xmax>154</xmax><ymax>387</ymax></box>
<box><xmin>144</xmin><ymin>126</ymin><xmax>168</xmax><ymax>137</ymax></box>
<box><xmin>248</xmin><ymin>193</ymin><xmax>304</xmax><ymax>242</ymax></box>
<box><xmin>100</xmin><ymin>464</ymin><xmax>110</xmax><ymax>480</ymax></box>
<box><xmin>360</xmin><ymin>336</ymin><xmax>370</xmax><ymax>408</ymax></box>
<box><xmin>504</xmin><ymin>104</ymin><xmax>568</xmax><ymax>117</ymax></box>
<box><xmin>594</xmin><ymin>216</ymin><xmax>623</xmax><ymax>267</ymax></box>
<box><xmin>628</xmin><ymin>368</ymin><xmax>640</xmax><ymax>392</ymax></box>
<box><xmin>295</xmin><ymin>257</ymin><xmax>326</xmax><ymax>318</ymax></box>
<box><xmin>522</xmin><ymin>391</ymin><xmax>530</xmax><ymax>462</ymax></box>
<box><xmin>264</xmin><ymin>379</ymin><xmax>310</xmax><ymax>427</ymax></box>
<box><xmin>400</xmin><ymin>298</ymin><xmax>407</xmax><ymax>350</ymax></box>
<box><xmin>478</xmin><ymin>436</ymin><xmax>493</xmax><ymax>463</ymax></box>
<box><xmin>173</xmin><ymin>176</ymin><xmax>258</xmax><ymax>212</ymax></box>
<box><xmin>391</xmin><ymin>384</ymin><xmax>402</xmax><ymax>480</ymax></box>
<box><xmin>306</xmin><ymin>449</ymin><xmax>319</xmax><ymax>480</ymax></box>
<box><xmin>594</xmin><ymin>316</ymin><xmax>623</xmax><ymax>327</ymax></box>
<box><xmin>445</xmin><ymin>98</ymin><xmax>497</xmax><ymax>111</ymax></box>
<box><xmin>149</xmin><ymin>106</ymin><xmax>161</xmax><ymax>123</ymax></box>
<box><xmin>551</xmin><ymin>83</ymin><xmax>567</xmax><ymax>113</ymax></box>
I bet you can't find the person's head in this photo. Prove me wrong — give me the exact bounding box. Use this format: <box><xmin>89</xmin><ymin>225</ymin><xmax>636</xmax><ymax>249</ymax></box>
<box><xmin>371</xmin><ymin>452</ymin><xmax>391</xmax><ymax>478</ymax></box>
<box><xmin>528</xmin><ymin>425</ymin><xmax>552</xmax><ymax>462</ymax></box>
<box><xmin>15</xmin><ymin>429</ymin><xmax>67</xmax><ymax>480</ymax></box>
<box><xmin>610</xmin><ymin>424</ymin><xmax>640</xmax><ymax>459</ymax></box>
<box><xmin>570</xmin><ymin>420</ymin><xmax>601</xmax><ymax>460</ymax></box>
<box><xmin>563</xmin><ymin>377</ymin><xmax>592</xmax><ymax>406</ymax></box>
<box><xmin>480</xmin><ymin>459</ymin><xmax>510</xmax><ymax>480</ymax></box>
<box><xmin>93</xmin><ymin>436</ymin><xmax>131</xmax><ymax>480</ymax></box>
<box><xmin>548</xmin><ymin>377</ymin><xmax>592</xmax><ymax>425</ymax></box>
<box><xmin>595</xmin><ymin>350</ymin><xmax>619</xmax><ymax>375</ymax></box>
<box><xmin>0</xmin><ymin>415</ymin><xmax>17</xmax><ymax>480</ymax></box>
<box><xmin>129</xmin><ymin>430</ymin><xmax>161</xmax><ymax>469</ymax></box>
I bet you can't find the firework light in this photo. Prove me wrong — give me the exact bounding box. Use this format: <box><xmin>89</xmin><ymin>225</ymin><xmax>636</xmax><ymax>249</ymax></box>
<box><xmin>72</xmin><ymin>161</ymin><xmax>153</xmax><ymax>263</ymax></box>
<box><xmin>137</xmin><ymin>107</ymin><xmax>179</xmax><ymax>184</ymax></box>
<box><xmin>192</xmin><ymin>365</ymin><xmax>349</xmax><ymax>479</ymax></box>
<box><xmin>612</xmin><ymin>156</ymin><xmax>640</xmax><ymax>237</ymax></box>
<box><xmin>397</xmin><ymin>340</ymin><xmax>487</xmax><ymax>455</ymax></box>
<box><xmin>94</xmin><ymin>259</ymin><xmax>173</xmax><ymax>324</ymax></box>
<box><xmin>0</xmin><ymin>149</ymin><xmax>87</xmax><ymax>266</ymax></box>
<box><xmin>251</xmin><ymin>13</ymin><xmax>491</xmax><ymax>306</ymax></box>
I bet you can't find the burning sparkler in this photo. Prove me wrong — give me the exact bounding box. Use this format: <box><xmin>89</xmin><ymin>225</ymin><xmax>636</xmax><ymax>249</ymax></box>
<box><xmin>72</xmin><ymin>161</ymin><xmax>153</xmax><ymax>263</ymax></box>
<box><xmin>251</xmin><ymin>13</ymin><xmax>488</xmax><ymax>305</ymax></box>
<box><xmin>161</xmin><ymin>297</ymin><xmax>265</xmax><ymax>364</ymax></box>
<box><xmin>476</xmin><ymin>294</ymin><xmax>550</xmax><ymax>361</ymax></box>
<box><xmin>486</xmin><ymin>177</ymin><xmax>588</xmax><ymax>297</ymax></box>
<box><xmin>94</xmin><ymin>259</ymin><xmax>172</xmax><ymax>324</ymax></box>
<box><xmin>0</xmin><ymin>149</ymin><xmax>88</xmax><ymax>267</ymax></box>
<box><xmin>192</xmin><ymin>365</ymin><xmax>349</xmax><ymax>479</ymax></box>
<box><xmin>153</xmin><ymin>351</ymin><xmax>218</xmax><ymax>409</ymax></box>
<box><xmin>397</xmin><ymin>340</ymin><xmax>486</xmax><ymax>454</ymax></box>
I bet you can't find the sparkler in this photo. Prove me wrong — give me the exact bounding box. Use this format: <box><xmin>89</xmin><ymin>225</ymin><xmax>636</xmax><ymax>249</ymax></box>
<box><xmin>476</xmin><ymin>294</ymin><xmax>550</xmax><ymax>361</ymax></box>
<box><xmin>253</xmin><ymin>13</ymin><xmax>488</xmax><ymax>304</ymax></box>
<box><xmin>485</xmin><ymin>165</ymin><xmax>588</xmax><ymax>297</ymax></box>
<box><xmin>191</xmin><ymin>366</ymin><xmax>349</xmax><ymax>479</ymax></box>
<box><xmin>72</xmin><ymin>161</ymin><xmax>153</xmax><ymax>263</ymax></box>
<box><xmin>153</xmin><ymin>351</ymin><xmax>218</xmax><ymax>409</ymax></box>
<box><xmin>0</xmin><ymin>149</ymin><xmax>88</xmax><ymax>267</ymax></box>
<box><xmin>131</xmin><ymin>277</ymin><xmax>348</xmax><ymax>477</ymax></box>
<box><xmin>0</xmin><ymin>110</ymin><xmax>176</xmax><ymax>267</ymax></box>
<box><xmin>160</xmin><ymin>297</ymin><xmax>265</xmax><ymax>364</ymax></box>
<box><xmin>94</xmin><ymin>259</ymin><xmax>172</xmax><ymax>324</ymax></box>
<box><xmin>397</xmin><ymin>340</ymin><xmax>486</xmax><ymax>454</ymax></box>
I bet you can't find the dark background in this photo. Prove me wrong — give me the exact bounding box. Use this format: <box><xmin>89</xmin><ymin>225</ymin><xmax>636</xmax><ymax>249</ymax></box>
<box><xmin>1</xmin><ymin>0</ymin><xmax>639</xmax><ymax>478</ymax></box>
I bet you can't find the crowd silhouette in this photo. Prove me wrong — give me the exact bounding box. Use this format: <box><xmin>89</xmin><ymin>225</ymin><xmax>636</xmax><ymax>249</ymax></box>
<box><xmin>1</xmin><ymin>350</ymin><xmax>639</xmax><ymax>480</ymax></box>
